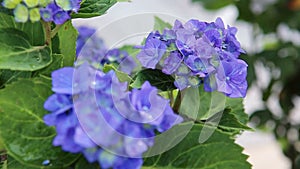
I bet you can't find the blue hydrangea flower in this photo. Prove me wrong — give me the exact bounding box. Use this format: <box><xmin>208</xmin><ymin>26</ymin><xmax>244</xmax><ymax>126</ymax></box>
<box><xmin>162</xmin><ymin>51</ymin><xmax>182</xmax><ymax>75</ymax></box>
<box><xmin>40</xmin><ymin>2</ymin><xmax>72</xmax><ymax>24</ymax></box>
<box><xmin>161</xmin><ymin>29</ymin><xmax>176</xmax><ymax>45</ymax></box>
<box><xmin>184</xmin><ymin>55</ymin><xmax>214</xmax><ymax>77</ymax></box>
<box><xmin>44</xmin><ymin>62</ymin><xmax>183</xmax><ymax>169</ymax></box>
<box><xmin>51</xmin><ymin>67</ymin><xmax>76</xmax><ymax>94</ymax></box>
<box><xmin>136</xmin><ymin>17</ymin><xmax>247</xmax><ymax>98</ymax></box>
<box><xmin>1</xmin><ymin>0</ymin><xmax>80</xmax><ymax>23</ymax></box>
<box><xmin>76</xmin><ymin>26</ymin><xmax>106</xmax><ymax>62</ymax></box>
<box><xmin>104</xmin><ymin>49</ymin><xmax>136</xmax><ymax>74</ymax></box>
<box><xmin>173</xmin><ymin>63</ymin><xmax>201</xmax><ymax>90</ymax></box>
<box><xmin>136</xmin><ymin>33</ymin><xmax>167</xmax><ymax>69</ymax></box>
<box><xmin>214</xmin><ymin>60</ymin><xmax>248</xmax><ymax>98</ymax></box>
<box><xmin>76</xmin><ymin>26</ymin><xmax>137</xmax><ymax>74</ymax></box>
<box><xmin>43</xmin><ymin>94</ymin><xmax>83</xmax><ymax>153</ymax></box>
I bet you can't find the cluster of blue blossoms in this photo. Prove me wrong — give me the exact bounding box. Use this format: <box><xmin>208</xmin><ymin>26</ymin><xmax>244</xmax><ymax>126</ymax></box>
<box><xmin>43</xmin><ymin>18</ymin><xmax>248</xmax><ymax>168</ymax></box>
<box><xmin>76</xmin><ymin>26</ymin><xmax>136</xmax><ymax>74</ymax></box>
<box><xmin>43</xmin><ymin>27</ymin><xmax>183</xmax><ymax>168</ymax></box>
<box><xmin>137</xmin><ymin>18</ymin><xmax>247</xmax><ymax>98</ymax></box>
<box><xmin>40</xmin><ymin>0</ymin><xmax>81</xmax><ymax>24</ymax></box>
<box><xmin>2</xmin><ymin>0</ymin><xmax>81</xmax><ymax>24</ymax></box>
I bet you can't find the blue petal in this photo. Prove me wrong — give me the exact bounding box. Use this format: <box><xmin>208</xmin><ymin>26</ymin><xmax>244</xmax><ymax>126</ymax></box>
<box><xmin>51</xmin><ymin>67</ymin><xmax>74</xmax><ymax>94</ymax></box>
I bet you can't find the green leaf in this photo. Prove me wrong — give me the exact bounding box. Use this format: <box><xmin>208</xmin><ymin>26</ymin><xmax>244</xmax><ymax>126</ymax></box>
<box><xmin>179</xmin><ymin>86</ymin><xmax>250</xmax><ymax>133</ymax></box>
<box><xmin>0</xmin><ymin>70</ymin><xmax>31</xmax><ymax>88</ymax></box>
<box><xmin>72</xmin><ymin>0</ymin><xmax>117</xmax><ymax>18</ymax></box>
<box><xmin>192</xmin><ymin>0</ymin><xmax>235</xmax><ymax>10</ymax></box>
<box><xmin>130</xmin><ymin>69</ymin><xmax>176</xmax><ymax>91</ymax></box>
<box><xmin>202</xmin><ymin>86</ymin><xmax>248</xmax><ymax>123</ymax></box>
<box><xmin>5</xmin><ymin>156</ymin><xmax>27</xmax><ymax>169</ymax></box>
<box><xmin>178</xmin><ymin>87</ymin><xmax>201</xmax><ymax>120</ymax></box>
<box><xmin>3</xmin><ymin>155</ymin><xmax>53</xmax><ymax>169</ymax></box>
<box><xmin>74</xmin><ymin>157</ymin><xmax>99</xmax><ymax>169</ymax></box>
<box><xmin>0</xmin><ymin>13</ymin><xmax>45</xmax><ymax>46</ymax></box>
<box><xmin>33</xmin><ymin>54</ymin><xmax>64</xmax><ymax>77</ymax></box>
<box><xmin>103</xmin><ymin>64</ymin><xmax>132</xmax><ymax>83</ymax></box>
<box><xmin>0</xmin><ymin>28</ymin><xmax>51</xmax><ymax>71</ymax></box>
<box><xmin>0</xmin><ymin>78</ymin><xmax>79</xmax><ymax>168</ymax></box>
<box><xmin>212</xmin><ymin>110</ymin><xmax>252</xmax><ymax>133</ymax></box>
<box><xmin>16</xmin><ymin>21</ymin><xmax>45</xmax><ymax>46</ymax></box>
<box><xmin>0</xmin><ymin>13</ymin><xmax>16</xmax><ymax>29</ymax></box>
<box><xmin>154</xmin><ymin>16</ymin><xmax>172</xmax><ymax>33</ymax></box>
<box><xmin>197</xmin><ymin>86</ymin><xmax>227</xmax><ymax>119</ymax></box>
<box><xmin>143</xmin><ymin>123</ymin><xmax>251</xmax><ymax>169</ymax></box>
<box><xmin>180</xmin><ymin>86</ymin><xmax>227</xmax><ymax>120</ymax></box>
<box><xmin>57</xmin><ymin>21</ymin><xmax>78</xmax><ymax>67</ymax></box>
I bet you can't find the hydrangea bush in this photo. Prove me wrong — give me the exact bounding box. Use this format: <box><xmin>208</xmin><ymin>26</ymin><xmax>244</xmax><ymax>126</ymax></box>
<box><xmin>0</xmin><ymin>1</ymin><xmax>252</xmax><ymax>169</ymax></box>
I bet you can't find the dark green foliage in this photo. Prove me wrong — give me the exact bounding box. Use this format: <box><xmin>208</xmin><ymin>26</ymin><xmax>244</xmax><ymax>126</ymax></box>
<box><xmin>131</xmin><ymin>69</ymin><xmax>176</xmax><ymax>91</ymax></box>
<box><xmin>143</xmin><ymin>123</ymin><xmax>251</xmax><ymax>169</ymax></box>
<box><xmin>72</xmin><ymin>0</ymin><xmax>117</xmax><ymax>18</ymax></box>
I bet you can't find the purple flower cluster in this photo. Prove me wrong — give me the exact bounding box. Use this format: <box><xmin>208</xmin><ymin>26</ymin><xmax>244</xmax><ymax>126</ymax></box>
<box><xmin>43</xmin><ymin>62</ymin><xmax>183</xmax><ymax>169</ymax></box>
<box><xmin>76</xmin><ymin>26</ymin><xmax>136</xmax><ymax>74</ymax></box>
<box><xmin>137</xmin><ymin>18</ymin><xmax>248</xmax><ymax>98</ymax></box>
<box><xmin>40</xmin><ymin>0</ymin><xmax>81</xmax><ymax>24</ymax></box>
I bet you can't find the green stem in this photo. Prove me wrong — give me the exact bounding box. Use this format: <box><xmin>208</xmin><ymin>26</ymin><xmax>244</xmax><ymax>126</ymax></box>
<box><xmin>169</xmin><ymin>90</ymin><xmax>174</xmax><ymax>106</ymax></box>
<box><xmin>51</xmin><ymin>24</ymin><xmax>63</xmax><ymax>38</ymax></box>
<box><xmin>173</xmin><ymin>90</ymin><xmax>182</xmax><ymax>113</ymax></box>
<box><xmin>41</xmin><ymin>21</ymin><xmax>52</xmax><ymax>47</ymax></box>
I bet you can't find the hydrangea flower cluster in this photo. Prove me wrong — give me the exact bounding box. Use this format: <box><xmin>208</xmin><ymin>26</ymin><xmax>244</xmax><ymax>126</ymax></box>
<box><xmin>43</xmin><ymin>62</ymin><xmax>183</xmax><ymax>169</ymax></box>
<box><xmin>1</xmin><ymin>0</ymin><xmax>81</xmax><ymax>24</ymax></box>
<box><xmin>40</xmin><ymin>0</ymin><xmax>81</xmax><ymax>24</ymax></box>
<box><xmin>136</xmin><ymin>18</ymin><xmax>248</xmax><ymax>98</ymax></box>
<box><xmin>76</xmin><ymin>26</ymin><xmax>136</xmax><ymax>74</ymax></box>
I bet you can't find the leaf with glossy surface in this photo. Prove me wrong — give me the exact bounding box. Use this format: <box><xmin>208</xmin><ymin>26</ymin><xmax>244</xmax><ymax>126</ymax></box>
<box><xmin>130</xmin><ymin>69</ymin><xmax>176</xmax><ymax>91</ymax></box>
<box><xmin>4</xmin><ymin>156</ymin><xmax>27</xmax><ymax>169</ymax></box>
<box><xmin>0</xmin><ymin>13</ymin><xmax>45</xmax><ymax>46</ymax></box>
<box><xmin>0</xmin><ymin>13</ymin><xmax>16</xmax><ymax>29</ymax></box>
<box><xmin>201</xmin><ymin>86</ymin><xmax>248</xmax><ymax>124</ymax></box>
<box><xmin>74</xmin><ymin>157</ymin><xmax>99</xmax><ymax>169</ymax></box>
<box><xmin>33</xmin><ymin>54</ymin><xmax>64</xmax><ymax>77</ymax></box>
<box><xmin>72</xmin><ymin>0</ymin><xmax>117</xmax><ymax>18</ymax></box>
<box><xmin>57</xmin><ymin>21</ymin><xmax>78</xmax><ymax>66</ymax></box>
<box><xmin>0</xmin><ymin>70</ymin><xmax>31</xmax><ymax>88</ymax></box>
<box><xmin>179</xmin><ymin>86</ymin><xmax>250</xmax><ymax>133</ymax></box>
<box><xmin>103</xmin><ymin>64</ymin><xmax>132</xmax><ymax>83</ymax></box>
<box><xmin>143</xmin><ymin>123</ymin><xmax>251</xmax><ymax>169</ymax></box>
<box><xmin>0</xmin><ymin>28</ymin><xmax>51</xmax><ymax>71</ymax></box>
<box><xmin>0</xmin><ymin>78</ymin><xmax>79</xmax><ymax>168</ymax></box>
<box><xmin>212</xmin><ymin>110</ymin><xmax>252</xmax><ymax>134</ymax></box>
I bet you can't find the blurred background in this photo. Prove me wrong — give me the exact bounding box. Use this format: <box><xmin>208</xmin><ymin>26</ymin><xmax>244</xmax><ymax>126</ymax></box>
<box><xmin>73</xmin><ymin>0</ymin><xmax>300</xmax><ymax>168</ymax></box>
